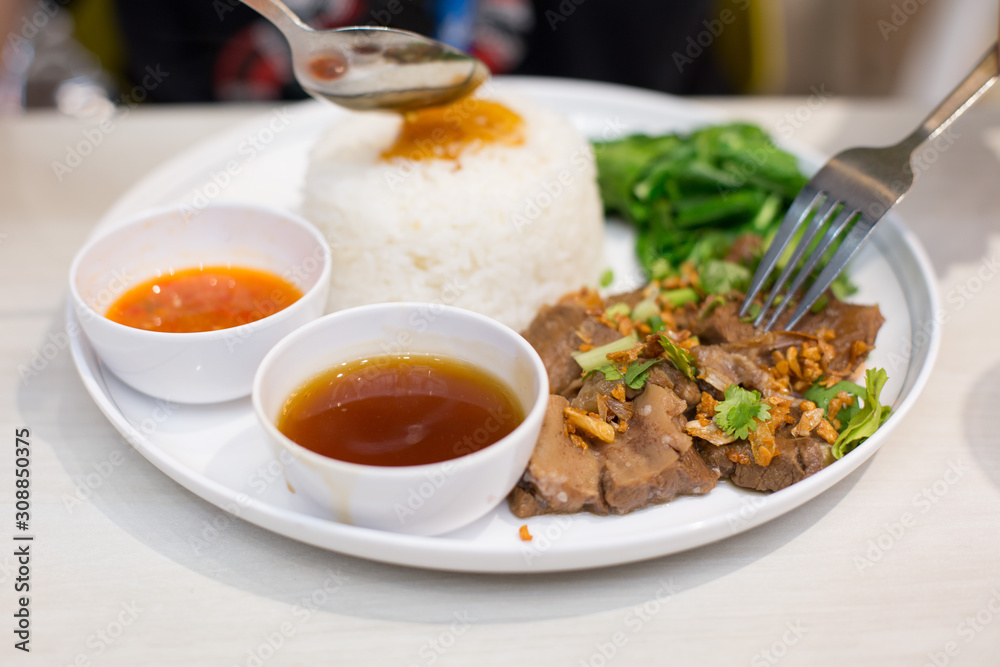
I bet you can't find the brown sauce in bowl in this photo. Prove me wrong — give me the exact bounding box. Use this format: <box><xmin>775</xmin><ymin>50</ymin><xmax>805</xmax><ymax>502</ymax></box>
<box><xmin>276</xmin><ymin>355</ymin><xmax>524</xmax><ymax>467</ymax></box>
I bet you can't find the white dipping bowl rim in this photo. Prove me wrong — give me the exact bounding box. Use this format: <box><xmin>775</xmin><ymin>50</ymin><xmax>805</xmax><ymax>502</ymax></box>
<box><xmin>251</xmin><ymin>302</ymin><xmax>550</xmax><ymax>535</ymax></box>
<box><xmin>68</xmin><ymin>202</ymin><xmax>332</xmax><ymax>403</ymax></box>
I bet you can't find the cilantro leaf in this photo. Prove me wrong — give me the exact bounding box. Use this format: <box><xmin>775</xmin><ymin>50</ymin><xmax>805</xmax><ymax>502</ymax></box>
<box><xmin>715</xmin><ymin>385</ymin><xmax>771</xmax><ymax>440</ymax></box>
<box><xmin>587</xmin><ymin>358</ymin><xmax>664</xmax><ymax>390</ymax></box>
<box><xmin>623</xmin><ymin>358</ymin><xmax>663</xmax><ymax>390</ymax></box>
<box><xmin>586</xmin><ymin>364</ymin><xmax>623</xmax><ymax>382</ymax></box>
<box><xmin>803</xmin><ymin>380</ymin><xmax>864</xmax><ymax>425</ymax></box>
<box><xmin>832</xmin><ymin>368</ymin><xmax>892</xmax><ymax>459</ymax></box>
<box><xmin>658</xmin><ymin>333</ymin><xmax>698</xmax><ymax>381</ymax></box>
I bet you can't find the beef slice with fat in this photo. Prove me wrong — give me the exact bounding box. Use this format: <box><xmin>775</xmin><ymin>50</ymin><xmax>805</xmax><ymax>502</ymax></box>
<box><xmin>602</xmin><ymin>384</ymin><xmax>717</xmax><ymax>514</ymax></box>
<box><xmin>509</xmin><ymin>395</ymin><xmax>608</xmax><ymax>517</ymax></box>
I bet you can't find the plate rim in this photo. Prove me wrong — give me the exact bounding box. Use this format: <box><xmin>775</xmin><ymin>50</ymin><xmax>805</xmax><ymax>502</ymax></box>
<box><xmin>67</xmin><ymin>76</ymin><xmax>942</xmax><ymax>573</ymax></box>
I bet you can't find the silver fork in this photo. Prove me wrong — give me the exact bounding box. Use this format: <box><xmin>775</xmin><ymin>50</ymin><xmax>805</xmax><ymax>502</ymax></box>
<box><xmin>741</xmin><ymin>44</ymin><xmax>1000</xmax><ymax>331</ymax></box>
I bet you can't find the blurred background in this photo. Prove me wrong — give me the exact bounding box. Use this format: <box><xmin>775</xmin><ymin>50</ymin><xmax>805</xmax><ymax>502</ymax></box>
<box><xmin>0</xmin><ymin>0</ymin><xmax>996</xmax><ymax>117</ymax></box>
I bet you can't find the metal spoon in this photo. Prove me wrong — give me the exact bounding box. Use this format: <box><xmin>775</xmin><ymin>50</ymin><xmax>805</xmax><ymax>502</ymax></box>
<box><xmin>239</xmin><ymin>0</ymin><xmax>489</xmax><ymax>112</ymax></box>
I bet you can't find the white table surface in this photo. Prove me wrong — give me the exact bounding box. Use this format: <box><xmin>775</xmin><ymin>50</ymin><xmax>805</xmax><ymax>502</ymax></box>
<box><xmin>2</xmin><ymin>88</ymin><xmax>1000</xmax><ymax>666</ymax></box>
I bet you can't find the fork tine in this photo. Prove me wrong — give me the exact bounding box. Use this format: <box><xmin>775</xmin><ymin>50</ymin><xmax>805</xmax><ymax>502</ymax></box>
<box><xmin>753</xmin><ymin>197</ymin><xmax>839</xmax><ymax>328</ymax></box>
<box><xmin>783</xmin><ymin>214</ymin><xmax>877</xmax><ymax>330</ymax></box>
<box><xmin>761</xmin><ymin>206</ymin><xmax>857</xmax><ymax>331</ymax></box>
<box><xmin>738</xmin><ymin>187</ymin><xmax>824</xmax><ymax>317</ymax></box>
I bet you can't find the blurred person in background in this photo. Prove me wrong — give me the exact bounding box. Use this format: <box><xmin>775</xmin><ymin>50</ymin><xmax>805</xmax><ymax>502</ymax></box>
<box><xmin>3</xmin><ymin>0</ymin><xmax>994</xmax><ymax>110</ymax></box>
<box><xmin>2</xmin><ymin>0</ymin><xmax>731</xmax><ymax>108</ymax></box>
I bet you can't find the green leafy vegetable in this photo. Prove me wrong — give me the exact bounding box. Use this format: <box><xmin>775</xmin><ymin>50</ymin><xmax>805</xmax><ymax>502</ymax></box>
<box><xmin>809</xmin><ymin>293</ymin><xmax>829</xmax><ymax>314</ymax></box>
<box><xmin>571</xmin><ymin>336</ymin><xmax>639</xmax><ymax>373</ymax></box>
<box><xmin>594</xmin><ymin>123</ymin><xmax>807</xmax><ymax>276</ymax></box>
<box><xmin>831</xmin><ymin>273</ymin><xmax>858</xmax><ymax>301</ymax></box>
<box><xmin>699</xmin><ymin>259</ymin><xmax>751</xmax><ymax>294</ymax></box>
<box><xmin>832</xmin><ymin>369</ymin><xmax>892</xmax><ymax>459</ymax></box>
<box><xmin>715</xmin><ymin>385</ymin><xmax>771</xmax><ymax>440</ymax></box>
<box><xmin>657</xmin><ymin>333</ymin><xmax>698</xmax><ymax>381</ymax></box>
<box><xmin>803</xmin><ymin>379</ymin><xmax>865</xmax><ymax>425</ymax></box>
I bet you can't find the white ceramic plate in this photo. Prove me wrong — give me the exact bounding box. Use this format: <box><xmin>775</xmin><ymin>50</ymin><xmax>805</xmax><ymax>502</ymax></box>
<box><xmin>68</xmin><ymin>77</ymin><xmax>940</xmax><ymax>573</ymax></box>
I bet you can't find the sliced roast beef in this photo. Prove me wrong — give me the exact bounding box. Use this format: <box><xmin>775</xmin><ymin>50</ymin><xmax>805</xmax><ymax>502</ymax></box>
<box><xmin>696</xmin><ymin>432</ymin><xmax>830</xmax><ymax>493</ymax></box>
<box><xmin>601</xmin><ymin>385</ymin><xmax>717</xmax><ymax>513</ymax></box>
<box><xmin>521</xmin><ymin>304</ymin><xmax>623</xmax><ymax>396</ymax></box>
<box><xmin>509</xmin><ymin>395</ymin><xmax>608</xmax><ymax>517</ymax></box>
<box><xmin>604</xmin><ymin>287</ymin><xmax>648</xmax><ymax>311</ymax></box>
<box><xmin>688</xmin><ymin>299</ymin><xmax>758</xmax><ymax>345</ymax></box>
<box><xmin>570</xmin><ymin>373</ymin><xmax>624</xmax><ymax>414</ymax></box>
<box><xmin>644</xmin><ymin>363</ymin><xmax>701</xmax><ymax>408</ymax></box>
<box><xmin>795</xmin><ymin>300</ymin><xmax>885</xmax><ymax>375</ymax></box>
<box><xmin>691</xmin><ymin>344</ymin><xmax>777</xmax><ymax>396</ymax></box>
<box><xmin>520</xmin><ymin>304</ymin><xmax>588</xmax><ymax>396</ymax></box>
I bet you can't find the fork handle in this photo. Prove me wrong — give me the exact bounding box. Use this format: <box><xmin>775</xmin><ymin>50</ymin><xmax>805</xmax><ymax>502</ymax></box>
<box><xmin>900</xmin><ymin>43</ymin><xmax>999</xmax><ymax>154</ymax></box>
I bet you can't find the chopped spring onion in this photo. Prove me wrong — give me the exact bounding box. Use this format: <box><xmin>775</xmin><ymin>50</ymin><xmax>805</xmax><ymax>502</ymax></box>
<box><xmin>604</xmin><ymin>302</ymin><xmax>631</xmax><ymax>319</ymax></box>
<box><xmin>571</xmin><ymin>335</ymin><xmax>639</xmax><ymax>373</ymax></box>
<box><xmin>662</xmin><ymin>287</ymin><xmax>699</xmax><ymax>308</ymax></box>
<box><xmin>631</xmin><ymin>298</ymin><xmax>660</xmax><ymax>324</ymax></box>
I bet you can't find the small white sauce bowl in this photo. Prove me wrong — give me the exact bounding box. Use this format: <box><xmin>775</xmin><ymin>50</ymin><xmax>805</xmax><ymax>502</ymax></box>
<box><xmin>69</xmin><ymin>203</ymin><xmax>331</xmax><ymax>403</ymax></box>
<box><xmin>252</xmin><ymin>303</ymin><xmax>549</xmax><ymax>536</ymax></box>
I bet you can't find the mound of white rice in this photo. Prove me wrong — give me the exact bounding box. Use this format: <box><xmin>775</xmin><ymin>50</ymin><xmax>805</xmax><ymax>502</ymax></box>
<box><xmin>301</xmin><ymin>93</ymin><xmax>604</xmax><ymax>331</ymax></box>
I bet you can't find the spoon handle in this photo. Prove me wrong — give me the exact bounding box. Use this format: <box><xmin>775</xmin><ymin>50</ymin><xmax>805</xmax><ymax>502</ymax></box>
<box><xmin>239</xmin><ymin>0</ymin><xmax>312</xmax><ymax>36</ymax></box>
